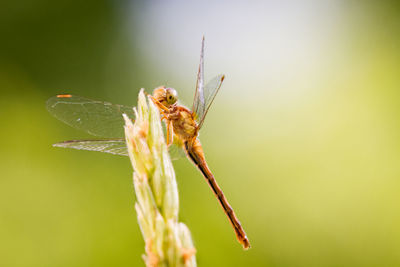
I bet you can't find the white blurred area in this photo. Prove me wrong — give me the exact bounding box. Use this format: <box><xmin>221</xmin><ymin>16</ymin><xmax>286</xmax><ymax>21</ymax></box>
<box><xmin>124</xmin><ymin>0</ymin><xmax>346</xmax><ymax>107</ymax></box>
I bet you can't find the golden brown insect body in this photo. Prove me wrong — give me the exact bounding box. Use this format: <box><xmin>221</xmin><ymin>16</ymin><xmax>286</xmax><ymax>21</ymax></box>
<box><xmin>150</xmin><ymin>86</ymin><xmax>250</xmax><ymax>250</ymax></box>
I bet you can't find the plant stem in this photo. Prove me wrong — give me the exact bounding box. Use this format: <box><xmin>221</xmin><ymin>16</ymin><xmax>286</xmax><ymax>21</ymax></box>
<box><xmin>124</xmin><ymin>90</ymin><xmax>196</xmax><ymax>267</ymax></box>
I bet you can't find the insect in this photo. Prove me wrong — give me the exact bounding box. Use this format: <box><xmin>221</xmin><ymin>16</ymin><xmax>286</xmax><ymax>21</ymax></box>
<box><xmin>47</xmin><ymin>38</ymin><xmax>250</xmax><ymax>249</ymax></box>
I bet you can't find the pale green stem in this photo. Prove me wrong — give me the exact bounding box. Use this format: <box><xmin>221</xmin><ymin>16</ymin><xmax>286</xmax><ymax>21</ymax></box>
<box><xmin>124</xmin><ymin>90</ymin><xmax>196</xmax><ymax>267</ymax></box>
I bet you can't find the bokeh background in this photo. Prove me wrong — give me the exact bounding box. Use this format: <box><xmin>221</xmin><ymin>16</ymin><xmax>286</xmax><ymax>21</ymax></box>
<box><xmin>1</xmin><ymin>1</ymin><xmax>400</xmax><ymax>266</ymax></box>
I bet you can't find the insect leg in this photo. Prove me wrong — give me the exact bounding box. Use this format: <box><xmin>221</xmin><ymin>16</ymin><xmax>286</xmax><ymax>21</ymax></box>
<box><xmin>149</xmin><ymin>95</ymin><xmax>169</xmax><ymax>112</ymax></box>
<box><xmin>167</xmin><ymin>120</ymin><xmax>173</xmax><ymax>146</ymax></box>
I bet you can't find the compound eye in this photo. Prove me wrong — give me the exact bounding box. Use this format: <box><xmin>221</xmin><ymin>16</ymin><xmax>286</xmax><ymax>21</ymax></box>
<box><xmin>166</xmin><ymin>88</ymin><xmax>178</xmax><ymax>104</ymax></box>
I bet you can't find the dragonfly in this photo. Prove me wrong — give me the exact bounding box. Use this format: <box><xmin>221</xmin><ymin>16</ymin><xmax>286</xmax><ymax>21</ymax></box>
<box><xmin>47</xmin><ymin>38</ymin><xmax>250</xmax><ymax>249</ymax></box>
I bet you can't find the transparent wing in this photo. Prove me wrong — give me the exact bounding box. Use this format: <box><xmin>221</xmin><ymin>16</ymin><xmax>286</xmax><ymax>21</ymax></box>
<box><xmin>46</xmin><ymin>95</ymin><xmax>135</xmax><ymax>138</ymax></box>
<box><xmin>168</xmin><ymin>136</ymin><xmax>186</xmax><ymax>160</ymax></box>
<box><xmin>192</xmin><ymin>74</ymin><xmax>225</xmax><ymax>129</ymax></box>
<box><xmin>53</xmin><ymin>139</ymin><xmax>128</xmax><ymax>156</ymax></box>
<box><xmin>52</xmin><ymin>137</ymin><xmax>184</xmax><ymax>160</ymax></box>
<box><xmin>192</xmin><ymin>37</ymin><xmax>205</xmax><ymax>121</ymax></box>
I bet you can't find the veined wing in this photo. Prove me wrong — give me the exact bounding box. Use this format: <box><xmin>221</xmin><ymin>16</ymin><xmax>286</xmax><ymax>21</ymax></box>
<box><xmin>53</xmin><ymin>138</ymin><xmax>186</xmax><ymax>159</ymax></box>
<box><xmin>191</xmin><ymin>38</ymin><xmax>225</xmax><ymax>129</ymax></box>
<box><xmin>48</xmin><ymin>95</ymin><xmax>186</xmax><ymax>159</ymax></box>
<box><xmin>192</xmin><ymin>37</ymin><xmax>205</xmax><ymax>119</ymax></box>
<box><xmin>168</xmin><ymin>135</ymin><xmax>186</xmax><ymax>160</ymax></box>
<box><xmin>46</xmin><ymin>95</ymin><xmax>135</xmax><ymax>138</ymax></box>
<box><xmin>193</xmin><ymin>74</ymin><xmax>225</xmax><ymax>130</ymax></box>
<box><xmin>53</xmin><ymin>139</ymin><xmax>128</xmax><ymax>156</ymax></box>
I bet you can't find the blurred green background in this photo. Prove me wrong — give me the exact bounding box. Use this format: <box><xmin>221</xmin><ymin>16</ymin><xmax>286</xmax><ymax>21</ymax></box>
<box><xmin>1</xmin><ymin>1</ymin><xmax>400</xmax><ymax>266</ymax></box>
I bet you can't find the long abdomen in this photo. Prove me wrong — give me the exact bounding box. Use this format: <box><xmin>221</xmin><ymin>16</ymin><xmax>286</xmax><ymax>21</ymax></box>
<box><xmin>184</xmin><ymin>139</ymin><xmax>250</xmax><ymax>249</ymax></box>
